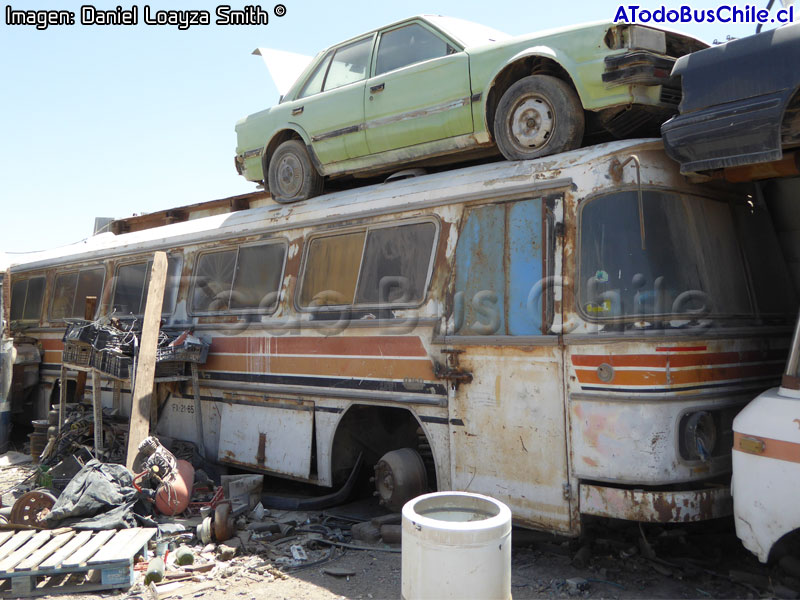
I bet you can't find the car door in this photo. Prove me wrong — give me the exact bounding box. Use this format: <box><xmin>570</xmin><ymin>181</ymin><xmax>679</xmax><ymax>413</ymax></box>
<box><xmin>284</xmin><ymin>35</ymin><xmax>373</xmax><ymax>165</ymax></box>
<box><xmin>364</xmin><ymin>21</ymin><xmax>473</xmax><ymax>155</ymax></box>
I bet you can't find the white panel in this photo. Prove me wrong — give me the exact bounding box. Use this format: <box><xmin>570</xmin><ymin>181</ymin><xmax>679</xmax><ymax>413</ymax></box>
<box><xmin>218</xmin><ymin>402</ymin><xmax>313</xmax><ymax>479</ymax></box>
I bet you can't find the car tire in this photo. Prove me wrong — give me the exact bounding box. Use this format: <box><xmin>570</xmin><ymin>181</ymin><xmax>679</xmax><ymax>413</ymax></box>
<box><xmin>494</xmin><ymin>75</ymin><xmax>584</xmax><ymax>161</ymax></box>
<box><xmin>267</xmin><ymin>140</ymin><xmax>324</xmax><ymax>203</ymax></box>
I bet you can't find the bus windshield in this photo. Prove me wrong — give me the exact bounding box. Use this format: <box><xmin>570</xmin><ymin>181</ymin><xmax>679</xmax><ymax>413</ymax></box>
<box><xmin>579</xmin><ymin>189</ymin><xmax>796</xmax><ymax>324</ymax></box>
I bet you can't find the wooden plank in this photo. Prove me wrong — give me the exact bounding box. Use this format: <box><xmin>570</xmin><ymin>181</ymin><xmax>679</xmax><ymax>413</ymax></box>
<box><xmin>61</xmin><ymin>529</ymin><xmax>116</xmax><ymax>568</ymax></box>
<box><xmin>126</xmin><ymin>251</ymin><xmax>167</xmax><ymax>470</ymax></box>
<box><xmin>16</xmin><ymin>531</ymin><xmax>75</xmax><ymax>571</ymax></box>
<box><xmin>0</xmin><ymin>531</ymin><xmax>51</xmax><ymax>572</ymax></box>
<box><xmin>0</xmin><ymin>532</ymin><xmax>13</xmax><ymax>549</ymax></box>
<box><xmin>39</xmin><ymin>530</ymin><xmax>92</xmax><ymax>570</ymax></box>
<box><xmin>92</xmin><ymin>369</ymin><xmax>103</xmax><ymax>458</ymax></box>
<box><xmin>191</xmin><ymin>362</ymin><xmax>205</xmax><ymax>458</ymax></box>
<box><xmin>90</xmin><ymin>527</ymin><xmax>156</xmax><ymax>565</ymax></box>
<box><xmin>85</xmin><ymin>529</ymin><xmax>139</xmax><ymax>566</ymax></box>
<box><xmin>0</xmin><ymin>531</ymin><xmax>35</xmax><ymax>561</ymax></box>
<box><xmin>59</xmin><ymin>365</ymin><xmax>67</xmax><ymax>429</ymax></box>
<box><xmin>0</xmin><ymin>580</ymin><xmax>117</xmax><ymax>599</ymax></box>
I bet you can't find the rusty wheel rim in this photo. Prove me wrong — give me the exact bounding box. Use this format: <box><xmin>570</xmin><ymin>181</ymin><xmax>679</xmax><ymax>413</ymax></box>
<box><xmin>10</xmin><ymin>491</ymin><xmax>57</xmax><ymax>528</ymax></box>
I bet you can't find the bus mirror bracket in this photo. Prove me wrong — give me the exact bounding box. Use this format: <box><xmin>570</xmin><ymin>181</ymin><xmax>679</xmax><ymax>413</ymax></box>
<box><xmin>610</xmin><ymin>155</ymin><xmax>645</xmax><ymax>251</ymax></box>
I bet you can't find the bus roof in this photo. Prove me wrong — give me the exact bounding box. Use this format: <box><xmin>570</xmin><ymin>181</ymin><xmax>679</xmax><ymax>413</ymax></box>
<box><xmin>8</xmin><ymin>139</ymin><xmax>665</xmax><ymax>273</ymax></box>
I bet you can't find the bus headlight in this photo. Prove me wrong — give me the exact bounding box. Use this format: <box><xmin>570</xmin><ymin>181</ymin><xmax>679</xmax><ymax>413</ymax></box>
<box><xmin>682</xmin><ymin>411</ymin><xmax>717</xmax><ymax>461</ymax></box>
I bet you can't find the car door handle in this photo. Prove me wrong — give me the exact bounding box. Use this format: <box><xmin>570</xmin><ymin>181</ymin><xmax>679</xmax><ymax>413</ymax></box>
<box><xmin>292</xmin><ymin>106</ymin><xmax>304</xmax><ymax>115</ymax></box>
<box><xmin>370</xmin><ymin>83</ymin><xmax>385</xmax><ymax>93</ymax></box>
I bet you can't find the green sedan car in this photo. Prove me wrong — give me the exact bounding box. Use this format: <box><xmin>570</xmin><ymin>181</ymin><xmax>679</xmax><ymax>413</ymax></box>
<box><xmin>235</xmin><ymin>16</ymin><xmax>705</xmax><ymax>202</ymax></box>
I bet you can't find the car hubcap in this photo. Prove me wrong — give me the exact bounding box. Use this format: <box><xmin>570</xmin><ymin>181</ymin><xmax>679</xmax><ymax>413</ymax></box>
<box><xmin>510</xmin><ymin>96</ymin><xmax>554</xmax><ymax>149</ymax></box>
<box><xmin>277</xmin><ymin>153</ymin><xmax>303</xmax><ymax>197</ymax></box>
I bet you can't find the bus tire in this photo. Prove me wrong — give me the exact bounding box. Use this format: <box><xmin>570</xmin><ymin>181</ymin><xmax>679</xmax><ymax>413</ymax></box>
<box><xmin>268</xmin><ymin>140</ymin><xmax>324</xmax><ymax>203</ymax></box>
<box><xmin>494</xmin><ymin>75</ymin><xmax>584</xmax><ymax>161</ymax></box>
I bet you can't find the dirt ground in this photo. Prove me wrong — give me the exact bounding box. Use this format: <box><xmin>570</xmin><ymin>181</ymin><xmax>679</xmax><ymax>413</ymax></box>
<box><xmin>1</xmin><ymin>460</ymin><xmax>797</xmax><ymax>600</ymax></box>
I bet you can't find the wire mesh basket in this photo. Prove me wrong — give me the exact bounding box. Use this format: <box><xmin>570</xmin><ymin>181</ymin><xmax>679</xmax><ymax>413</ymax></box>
<box><xmin>63</xmin><ymin>342</ymin><xmax>93</xmax><ymax>366</ymax></box>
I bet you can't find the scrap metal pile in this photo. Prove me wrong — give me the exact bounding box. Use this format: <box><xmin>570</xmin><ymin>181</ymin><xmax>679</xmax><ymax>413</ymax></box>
<box><xmin>62</xmin><ymin>319</ymin><xmax>208</xmax><ymax>380</ymax></box>
<box><xmin>0</xmin><ymin>435</ymin><xmax>401</xmax><ymax>597</ymax></box>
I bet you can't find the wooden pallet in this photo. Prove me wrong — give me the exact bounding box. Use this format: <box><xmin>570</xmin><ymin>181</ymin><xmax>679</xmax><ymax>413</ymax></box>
<box><xmin>0</xmin><ymin>527</ymin><xmax>156</xmax><ymax>597</ymax></box>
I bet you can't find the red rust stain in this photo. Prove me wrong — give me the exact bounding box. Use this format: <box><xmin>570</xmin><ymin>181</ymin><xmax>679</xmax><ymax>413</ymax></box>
<box><xmin>652</xmin><ymin>495</ymin><xmax>678</xmax><ymax>522</ymax></box>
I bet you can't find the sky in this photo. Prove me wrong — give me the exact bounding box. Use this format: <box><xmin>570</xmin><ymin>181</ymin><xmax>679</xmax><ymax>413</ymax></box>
<box><xmin>0</xmin><ymin>0</ymin><xmax>783</xmax><ymax>257</ymax></box>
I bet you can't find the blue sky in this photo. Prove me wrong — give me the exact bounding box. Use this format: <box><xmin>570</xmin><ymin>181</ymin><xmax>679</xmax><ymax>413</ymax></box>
<box><xmin>0</xmin><ymin>1</ymin><xmax>776</xmax><ymax>254</ymax></box>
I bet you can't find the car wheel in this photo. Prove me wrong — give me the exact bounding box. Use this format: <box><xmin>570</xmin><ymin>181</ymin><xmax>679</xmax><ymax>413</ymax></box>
<box><xmin>494</xmin><ymin>75</ymin><xmax>584</xmax><ymax>161</ymax></box>
<box><xmin>267</xmin><ymin>140</ymin><xmax>323</xmax><ymax>203</ymax></box>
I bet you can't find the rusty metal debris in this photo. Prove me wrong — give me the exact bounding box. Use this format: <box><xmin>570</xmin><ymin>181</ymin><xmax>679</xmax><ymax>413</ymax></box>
<box><xmin>9</xmin><ymin>490</ymin><xmax>56</xmax><ymax>527</ymax></box>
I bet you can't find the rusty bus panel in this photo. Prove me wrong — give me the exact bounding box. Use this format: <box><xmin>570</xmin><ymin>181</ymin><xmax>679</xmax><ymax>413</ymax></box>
<box><xmin>580</xmin><ymin>483</ymin><xmax>732</xmax><ymax>522</ymax></box>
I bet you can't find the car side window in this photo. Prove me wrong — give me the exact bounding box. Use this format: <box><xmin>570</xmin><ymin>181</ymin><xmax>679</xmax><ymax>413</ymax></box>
<box><xmin>375</xmin><ymin>23</ymin><xmax>451</xmax><ymax>76</ymax></box>
<box><xmin>298</xmin><ymin>52</ymin><xmax>333</xmax><ymax>99</ymax></box>
<box><xmin>323</xmin><ymin>37</ymin><xmax>372</xmax><ymax>92</ymax></box>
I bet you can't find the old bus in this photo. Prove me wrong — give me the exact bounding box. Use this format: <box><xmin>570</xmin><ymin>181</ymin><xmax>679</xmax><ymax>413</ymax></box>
<box><xmin>4</xmin><ymin>139</ymin><xmax>795</xmax><ymax>535</ymax></box>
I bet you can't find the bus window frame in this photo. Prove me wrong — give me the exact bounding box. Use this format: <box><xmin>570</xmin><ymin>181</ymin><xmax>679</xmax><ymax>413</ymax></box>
<box><xmin>188</xmin><ymin>238</ymin><xmax>288</xmax><ymax>317</ymax></box>
<box><xmin>10</xmin><ymin>274</ymin><xmax>47</xmax><ymax>326</ymax></box>
<box><xmin>295</xmin><ymin>216</ymin><xmax>440</xmax><ymax>313</ymax></box>
<box><xmin>444</xmin><ymin>195</ymin><xmax>556</xmax><ymax>339</ymax></box>
<box><xmin>48</xmin><ymin>265</ymin><xmax>106</xmax><ymax>322</ymax></box>
<box><xmin>110</xmin><ymin>254</ymin><xmax>184</xmax><ymax>319</ymax></box>
<box><xmin>574</xmin><ymin>185</ymin><xmax>779</xmax><ymax>326</ymax></box>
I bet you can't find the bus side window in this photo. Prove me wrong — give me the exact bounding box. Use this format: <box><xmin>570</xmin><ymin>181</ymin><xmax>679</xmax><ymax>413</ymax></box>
<box><xmin>10</xmin><ymin>276</ymin><xmax>46</xmax><ymax>324</ymax></box>
<box><xmin>111</xmin><ymin>257</ymin><xmax>182</xmax><ymax>317</ymax></box>
<box><xmin>454</xmin><ymin>198</ymin><xmax>547</xmax><ymax>335</ymax></box>
<box><xmin>356</xmin><ymin>223</ymin><xmax>436</xmax><ymax>305</ymax></box>
<box><xmin>300</xmin><ymin>232</ymin><xmax>365</xmax><ymax>307</ymax></box>
<box><xmin>50</xmin><ymin>267</ymin><xmax>105</xmax><ymax>320</ymax></box>
<box><xmin>191</xmin><ymin>243</ymin><xmax>285</xmax><ymax>314</ymax></box>
<box><xmin>298</xmin><ymin>221</ymin><xmax>437</xmax><ymax>310</ymax></box>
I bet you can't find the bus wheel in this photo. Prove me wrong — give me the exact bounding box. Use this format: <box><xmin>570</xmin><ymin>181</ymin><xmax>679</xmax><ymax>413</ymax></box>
<box><xmin>494</xmin><ymin>75</ymin><xmax>584</xmax><ymax>161</ymax></box>
<box><xmin>373</xmin><ymin>448</ymin><xmax>428</xmax><ymax>512</ymax></box>
<box><xmin>268</xmin><ymin>140</ymin><xmax>323</xmax><ymax>203</ymax></box>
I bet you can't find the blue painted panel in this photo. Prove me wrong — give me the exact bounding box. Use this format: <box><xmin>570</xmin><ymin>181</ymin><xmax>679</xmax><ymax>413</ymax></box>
<box><xmin>455</xmin><ymin>204</ymin><xmax>505</xmax><ymax>335</ymax></box>
<box><xmin>508</xmin><ymin>200</ymin><xmax>544</xmax><ymax>334</ymax></box>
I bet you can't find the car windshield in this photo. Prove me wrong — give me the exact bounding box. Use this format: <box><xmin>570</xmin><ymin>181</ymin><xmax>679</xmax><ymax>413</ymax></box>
<box><xmin>579</xmin><ymin>189</ymin><xmax>796</xmax><ymax>325</ymax></box>
<box><xmin>425</xmin><ymin>16</ymin><xmax>511</xmax><ymax>47</ymax></box>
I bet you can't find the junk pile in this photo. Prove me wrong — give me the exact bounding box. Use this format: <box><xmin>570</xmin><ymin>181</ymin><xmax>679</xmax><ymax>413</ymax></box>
<box><xmin>27</xmin><ymin>321</ymin><xmax>210</xmax><ymax>467</ymax></box>
<box><xmin>63</xmin><ymin>319</ymin><xmax>209</xmax><ymax>381</ymax></box>
<box><xmin>0</xmin><ymin>434</ymin><xmax>401</xmax><ymax>597</ymax></box>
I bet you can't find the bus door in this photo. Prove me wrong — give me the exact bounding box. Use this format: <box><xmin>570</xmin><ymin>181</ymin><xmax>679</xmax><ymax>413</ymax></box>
<box><xmin>443</xmin><ymin>195</ymin><xmax>573</xmax><ymax>533</ymax></box>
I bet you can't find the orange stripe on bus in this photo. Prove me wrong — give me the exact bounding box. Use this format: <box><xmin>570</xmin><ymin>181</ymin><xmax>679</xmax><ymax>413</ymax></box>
<box><xmin>40</xmin><ymin>339</ymin><xmax>64</xmax><ymax>351</ymax></box>
<box><xmin>575</xmin><ymin>362</ymin><xmax>781</xmax><ymax>386</ymax></box>
<box><xmin>43</xmin><ymin>351</ymin><xmax>63</xmax><ymax>364</ymax></box>
<box><xmin>209</xmin><ymin>336</ymin><xmax>427</xmax><ymax>357</ymax></box>
<box><xmin>572</xmin><ymin>355</ymin><xmax>667</xmax><ymax>368</ymax></box>
<box><xmin>572</xmin><ymin>349</ymin><xmax>786</xmax><ymax>369</ymax></box>
<box><xmin>575</xmin><ymin>369</ymin><xmax>667</xmax><ymax>386</ymax></box>
<box><xmin>203</xmin><ymin>354</ymin><xmax>435</xmax><ymax>380</ymax></box>
<box><xmin>734</xmin><ymin>431</ymin><xmax>800</xmax><ymax>464</ymax></box>
<box><xmin>669</xmin><ymin>364</ymin><xmax>780</xmax><ymax>384</ymax></box>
